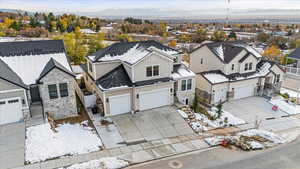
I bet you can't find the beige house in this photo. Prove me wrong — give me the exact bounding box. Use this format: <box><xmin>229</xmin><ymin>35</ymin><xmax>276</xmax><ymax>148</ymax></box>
<box><xmin>190</xmin><ymin>42</ymin><xmax>285</xmax><ymax>105</ymax></box>
<box><xmin>85</xmin><ymin>40</ymin><xmax>195</xmax><ymax>116</ymax></box>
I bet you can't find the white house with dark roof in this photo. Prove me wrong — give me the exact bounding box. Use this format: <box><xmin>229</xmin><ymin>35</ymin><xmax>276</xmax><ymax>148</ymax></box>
<box><xmin>84</xmin><ymin>40</ymin><xmax>195</xmax><ymax>116</ymax></box>
<box><xmin>0</xmin><ymin>40</ymin><xmax>78</xmax><ymax>125</ymax></box>
<box><xmin>190</xmin><ymin>41</ymin><xmax>285</xmax><ymax>105</ymax></box>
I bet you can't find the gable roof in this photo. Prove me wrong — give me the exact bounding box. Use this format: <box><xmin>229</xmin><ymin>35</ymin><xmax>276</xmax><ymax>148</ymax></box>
<box><xmin>88</xmin><ymin>40</ymin><xmax>180</xmax><ymax>64</ymax></box>
<box><xmin>0</xmin><ymin>40</ymin><xmax>65</xmax><ymax>57</ymax></box>
<box><xmin>0</xmin><ymin>40</ymin><xmax>72</xmax><ymax>85</ymax></box>
<box><xmin>96</xmin><ymin>65</ymin><xmax>133</xmax><ymax>90</ymax></box>
<box><xmin>194</xmin><ymin>41</ymin><xmax>262</xmax><ymax>64</ymax></box>
<box><xmin>37</xmin><ymin>58</ymin><xmax>75</xmax><ymax>83</ymax></box>
<box><xmin>287</xmin><ymin>47</ymin><xmax>300</xmax><ymax>60</ymax></box>
<box><xmin>0</xmin><ymin>59</ymin><xmax>28</xmax><ymax>89</ymax></box>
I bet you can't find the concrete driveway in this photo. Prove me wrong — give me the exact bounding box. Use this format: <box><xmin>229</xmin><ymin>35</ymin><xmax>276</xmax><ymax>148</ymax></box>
<box><xmin>0</xmin><ymin>122</ymin><xmax>25</xmax><ymax>169</ymax></box>
<box><xmin>223</xmin><ymin>97</ymin><xmax>300</xmax><ymax>132</ymax></box>
<box><xmin>111</xmin><ymin>106</ymin><xmax>194</xmax><ymax>143</ymax></box>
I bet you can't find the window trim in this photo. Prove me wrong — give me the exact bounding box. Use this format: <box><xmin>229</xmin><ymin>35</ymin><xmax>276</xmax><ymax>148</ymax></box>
<box><xmin>59</xmin><ymin>83</ymin><xmax>69</xmax><ymax>97</ymax></box>
<box><xmin>187</xmin><ymin>79</ymin><xmax>192</xmax><ymax>90</ymax></box>
<box><xmin>153</xmin><ymin>65</ymin><xmax>159</xmax><ymax>76</ymax></box>
<box><xmin>48</xmin><ymin>84</ymin><xmax>58</xmax><ymax>99</ymax></box>
<box><xmin>244</xmin><ymin>63</ymin><xmax>249</xmax><ymax>71</ymax></box>
<box><xmin>276</xmin><ymin>74</ymin><xmax>281</xmax><ymax>83</ymax></box>
<box><xmin>249</xmin><ymin>62</ymin><xmax>253</xmax><ymax>70</ymax></box>
<box><xmin>146</xmin><ymin>66</ymin><xmax>153</xmax><ymax>77</ymax></box>
<box><xmin>181</xmin><ymin>79</ymin><xmax>187</xmax><ymax>91</ymax></box>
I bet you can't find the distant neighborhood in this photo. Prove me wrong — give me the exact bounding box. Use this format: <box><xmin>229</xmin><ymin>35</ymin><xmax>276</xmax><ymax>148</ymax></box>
<box><xmin>1</xmin><ymin>9</ymin><xmax>300</xmax><ymax>169</ymax></box>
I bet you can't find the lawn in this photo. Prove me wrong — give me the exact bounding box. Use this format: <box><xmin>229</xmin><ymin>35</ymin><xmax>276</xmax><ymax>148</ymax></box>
<box><xmin>25</xmin><ymin>122</ymin><xmax>103</xmax><ymax>163</ymax></box>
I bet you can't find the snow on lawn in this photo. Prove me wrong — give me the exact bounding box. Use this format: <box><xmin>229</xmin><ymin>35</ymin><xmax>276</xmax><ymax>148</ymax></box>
<box><xmin>195</xmin><ymin>108</ymin><xmax>246</xmax><ymax>128</ymax></box>
<box><xmin>238</xmin><ymin>129</ymin><xmax>286</xmax><ymax>144</ymax></box>
<box><xmin>62</xmin><ymin>157</ymin><xmax>129</xmax><ymax>169</ymax></box>
<box><xmin>177</xmin><ymin>109</ymin><xmax>188</xmax><ymax>119</ymax></box>
<box><xmin>26</xmin><ymin>122</ymin><xmax>102</xmax><ymax>163</ymax></box>
<box><xmin>269</xmin><ymin>98</ymin><xmax>300</xmax><ymax>115</ymax></box>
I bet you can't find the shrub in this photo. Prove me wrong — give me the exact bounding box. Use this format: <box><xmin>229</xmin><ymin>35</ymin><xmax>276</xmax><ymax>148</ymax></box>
<box><xmin>216</xmin><ymin>102</ymin><xmax>223</xmax><ymax>118</ymax></box>
<box><xmin>280</xmin><ymin>93</ymin><xmax>290</xmax><ymax>99</ymax></box>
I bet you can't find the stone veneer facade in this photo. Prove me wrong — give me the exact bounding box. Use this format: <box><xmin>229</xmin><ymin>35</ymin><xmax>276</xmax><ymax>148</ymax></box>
<box><xmin>39</xmin><ymin>68</ymin><xmax>78</xmax><ymax>119</ymax></box>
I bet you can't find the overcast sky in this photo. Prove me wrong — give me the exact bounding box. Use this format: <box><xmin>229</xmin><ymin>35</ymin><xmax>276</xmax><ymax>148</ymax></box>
<box><xmin>1</xmin><ymin>0</ymin><xmax>300</xmax><ymax>12</ymax></box>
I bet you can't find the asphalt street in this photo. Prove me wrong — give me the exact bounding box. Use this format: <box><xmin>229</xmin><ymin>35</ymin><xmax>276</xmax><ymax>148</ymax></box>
<box><xmin>127</xmin><ymin>138</ymin><xmax>300</xmax><ymax>169</ymax></box>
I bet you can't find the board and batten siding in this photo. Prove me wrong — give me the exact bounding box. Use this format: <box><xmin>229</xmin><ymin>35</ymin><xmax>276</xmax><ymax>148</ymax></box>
<box><xmin>190</xmin><ymin>46</ymin><xmax>224</xmax><ymax>74</ymax></box>
<box><xmin>133</xmin><ymin>52</ymin><xmax>173</xmax><ymax>82</ymax></box>
<box><xmin>94</xmin><ymin>61</ymin><xmax>121</xmax><ymax>80</ymax></box>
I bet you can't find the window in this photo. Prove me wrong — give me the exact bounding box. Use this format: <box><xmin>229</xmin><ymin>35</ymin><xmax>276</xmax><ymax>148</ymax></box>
<box><xmin>146</xmin><ymin>65</ymin><xmax>159</xmax><ymax>77</ymax></box>
<box><xmin>8</xmin><ymin>99</ymin><xmax>19</xmax><ymax>104</ymax></box>
<box><xmin>276</xmin><ymin>74</ymin><xmax>281</xmax><ymax>83</ymax></box>
<box><xmin>89</xmin><ymin>62</ymin><xmax>93</xmax><ymax>73</ymax></box>
<box><xmin>48</xmin><ymin>84</ymin><xmax>58</xmax><ymax>99</ymax></box>
<box><xmin>181</xmin><ymin>80</ymin><xmax>187</xmax><ymax>91</ymax></box>
<box><xmin>200</xmin><ymin>58</ymin><xmax>203</xmax><ymax>64</ymax></box>
<box><xmin>59</xmin><ymin>83</ymin><xmax>69</xmax><ymax>97</ymax></box>
<box><xmin>187</xmin><ymin>79</ymin><xmax>192</xmax><ymax>90</ymax></box>
<box><xmin>249</xmin><ymin>63</ymin><xmax>253</xmax><ymax>70</ymax></box>
<box><xmin>244</xmin><ymin>63</ymin><xmax>248</xmax><ymax>71</ymax></box>
<box><xmin>231</xmin><ymin>64</ymin><xmax>234</xmax><ymax>71</ymax></box>
<box><xmin>153</xmin><ymin>65</ymin><xmax>159</xmax><ymax>76</ymax></box>
<box><xmin>146</xmin><ymin>66</ymin><xmax>152</xmax><ymax>77</ymax></box>
<box><xmin>0</xmin><ymin>101</ymin><xmax>5</xmax><ymax>105</ymax></box>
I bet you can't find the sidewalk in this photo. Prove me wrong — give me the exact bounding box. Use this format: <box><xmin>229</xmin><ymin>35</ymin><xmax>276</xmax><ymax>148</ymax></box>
<box><xmin>13</xmin><ymin>134</ymin><xmax>210</xmax><ymax>169</ymax></box>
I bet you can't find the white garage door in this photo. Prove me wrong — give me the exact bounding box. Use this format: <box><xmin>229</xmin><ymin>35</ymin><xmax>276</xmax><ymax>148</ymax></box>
<box><xmin>109</xmin><ymin>94</ymin><xmax>131</xmax><ymax>116</ymax></box>
<box><xmin>0</xmin><ymin>98</ymin><xmax>23</xmax><ymax>125</ymax></box>
<box><xmin>213</xmin><ymin>88</ymin><xmax>227</xmax><ymax>104</ymax></box>
<box><xmin>139</xmin><ymin>88</ymin><xmax>170</xmax><ymax>111</ymax></box>
<box><xmin>234</xmin><ymin>85</ymin><xmax>255</xmax><ymax>100</ymax></box>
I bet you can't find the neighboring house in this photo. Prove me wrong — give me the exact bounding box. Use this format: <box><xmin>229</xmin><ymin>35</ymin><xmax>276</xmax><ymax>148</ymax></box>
<box><xmin>84</xmin><ymin>40</ymin><xmax>195</xmax><ymax>116</ymax></box>
<box><xmin>190</xmin><ymin>41</ymin><xmax>285</xmax><ymax>105</ymax></box>
<box><xmin>0</xmin><ymin>40</ymin><xmax>78</xmax><ymax>125</ymax></box>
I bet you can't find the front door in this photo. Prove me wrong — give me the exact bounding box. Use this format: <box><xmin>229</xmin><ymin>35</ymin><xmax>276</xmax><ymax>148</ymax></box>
<box><xmin>30</xmin><ymin>86</ymin><xmax>41</xmax><ymax>103</ymax></box>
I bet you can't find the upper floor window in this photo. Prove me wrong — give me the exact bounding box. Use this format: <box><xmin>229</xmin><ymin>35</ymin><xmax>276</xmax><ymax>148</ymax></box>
<box><xmin>276</xmin><ymin>74</ymin><xmax>281</xmax><ymax>83</ymax></box>
<box><xmin>89</xmin><ymin>62</ymin><xmax>93</xmax><ymax>73</ymax></box>
<box><xmin>231</xmin><ymin>64</ymin><xmax>235</xmax><ymax>71</ymax></box>
<box><xmin>249</xmin><ymin>63</ymin><xmax>253</xmax><ymax>70</ymax></box>
<box><xmin>48</xmin><ymin>84</ymin><xmax>58</xmax><ymax>99</ymax></box>
<box><xmin>59</xmin><ymin>83</ymin><xmax>69</xmax><ymax>97</ymax></box>
<box><xmin>200</xmin><ymin>58</ymin><xmax>203</xmax><ymax>64</ymax></box>
<box><xmin>181</xmin><ymin>79</ymin><xmax>192</xmax><ymax>91</ymax></box>
<box><xmin>153</xmin><ymin>65</ymin><xmax>159</xmax><ymax>76</ymax></box>
<box><xmin>146</xmin><ymin>66</ymin><xmax>153</xmax><ymax>77</ymax></box>
<box><xmin>146</xmin><ymin>65</ymin><xmax>159</xmax><ymax>77</ymax></box>
<box><xmin>244</xmin><ymin>63</ymin><xmax>249</xmax><ymax>71</ymax></box>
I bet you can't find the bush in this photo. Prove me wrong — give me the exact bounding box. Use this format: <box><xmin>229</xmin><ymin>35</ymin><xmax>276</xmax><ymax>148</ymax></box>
<box><xmin>216</xmin><ymin>102</ymin><xmax>223</xmax><ymax>118</ymax></box>
<box><xmin>280</xmin><ymin>93</ymin><xmax>290</xmax><ymax>99</ymax></box>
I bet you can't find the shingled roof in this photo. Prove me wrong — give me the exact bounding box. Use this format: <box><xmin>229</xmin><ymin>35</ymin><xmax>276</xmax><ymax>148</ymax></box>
<box><xmin>0</xmin><ymin>40</ymin><xmax>65</xmax><ymax>57</ymax></box>
<box><xmin>96</xmin><ymin>65</ymin><xmax>133</xmax><ymax>90</ymax></box>
<box><xmin>287</xmin><ymin>47</ymin><xmax>300</xmax><ymax>60</ymax></box>
<box><xmin>37</xmin><ymin>58</ymin><xmax>75</xmax><ymax>83</ymax></box>
<box><xmin>88</xmin><ymin>40</ymin><xmax>180</xmax><ymax>63</ymax></box>
<box><xmin>0</xmin><ymin>59</ymin><xmax>28</xmax><ymax>89</ymax></box>
<box><xmin>206</xmin><ymin>42</ymin><xmax>245</xmax><ymax>63</ymax></box>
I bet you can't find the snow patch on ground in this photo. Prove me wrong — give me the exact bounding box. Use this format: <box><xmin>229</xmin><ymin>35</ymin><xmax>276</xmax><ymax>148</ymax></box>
<box><xmin>238</xmin><ymin>129</ymin><xmax>286</xmax><ymax>144</ymax></box>
<box><xmin>281</xmin><ymin>88</ymin><xmax>300</xmax><ymax>98</ymax></box>
<box><xmin>177</xmin><ymin>109</ymin><xmax>188</xmax><ymax>119</ymax></box>
<box><xmin>269</xmin><ymin>98</ymin><xmax>300</xmax><ymax>115</ymax></box>
<box><xmin>26</xmin><ymin>123</ymin><xmax>102</xmax><ymax>163</ymax></box>
<box><xmin>63</xmin><ymin>157</ymin><xmax>129</xmax><ymax>169</ymax></box>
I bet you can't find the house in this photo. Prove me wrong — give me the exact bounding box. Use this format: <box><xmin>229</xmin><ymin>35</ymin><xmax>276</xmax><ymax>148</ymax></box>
<box><xmin>190</xmin><ymin>41</ymin><xmax>285</xmax><ymax>105</ymax></box>
<box><xmin>84</xmin><ymin>40</ymin><xmax>195</xmax><ymax>116</ymax></box>
<box><xmin>0</xmin><ymin>40</ymin><xmax>78</xmax><ymax>125</ymax></box>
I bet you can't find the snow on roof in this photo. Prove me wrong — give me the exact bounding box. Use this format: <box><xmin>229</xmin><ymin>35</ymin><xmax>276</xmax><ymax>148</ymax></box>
<box><xmin>171</xmin><ymin>66</ymin><xmax>195</xmax><ymax>79</ymax></box>
<box><xmin>80</xmin><ymin>29</ymin><xmax>96</xmax><ymax>34</ymax></box>
<box><xmin>213</xmin><ymin>45</ymin><xmax>224</xmax><ymax>61</ymax></box>
<box><xmin>256</xmin><ymin>62</ymin><xmax>272</xmax><ymax>76</ymax></box>
<box><xmin>98</xmin><ymin>44</ymin><xmax>150</xmax><ymax>64</ymax></box>
<box><xmin>204</xmin><ymin>73</ymin><xmax>228</xmax><ymax>84</ymax></box>
<box><xmin>233</xmin><ymin>43</ymin><xmax>262</xmax><ymax>58</ymax></box>
<box><xmin>0</xmin><ymin>53</ymin><xmax>71</xmax><ymax>85</ymax></box>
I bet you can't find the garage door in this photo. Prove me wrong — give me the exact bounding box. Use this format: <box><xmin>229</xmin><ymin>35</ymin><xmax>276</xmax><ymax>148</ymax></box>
<box><xmin>109</xmin><ymin>94</ymin><xmax>131</xmax><ymax>115</ymax></box>
<box><xmin>139</xmin><ymin>88</ymin><xmax>170</xmax><ymax>111</ymax></box>
<box><xmin>234</xmin><ymin>85</ymin><xmax>255</xmax><ymax>100</ymax></box>
<box><xmin>0</xmin><ymin>98</ymin><xmax>23</xmax><ymax>125</ymax></box>
<box><xmin>213</xmin><ymin>88</ymin><xmax>227</xmax><ymax>104</ymax></box>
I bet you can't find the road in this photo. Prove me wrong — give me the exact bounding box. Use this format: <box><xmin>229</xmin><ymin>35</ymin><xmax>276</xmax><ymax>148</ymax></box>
<box><xmin>127</xmin><ymin>138</ymin><xmax>300</xmax><ymax>169</ymax></box>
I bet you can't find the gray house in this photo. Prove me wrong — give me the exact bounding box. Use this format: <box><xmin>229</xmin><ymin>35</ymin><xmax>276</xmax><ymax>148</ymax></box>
<box><xmin>0</xmin><ymin>40</ymin><xmax>78</xmax><ymax>125</ymax></box>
